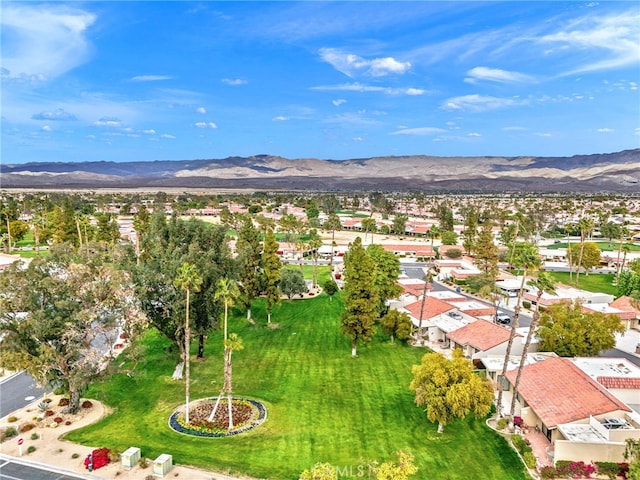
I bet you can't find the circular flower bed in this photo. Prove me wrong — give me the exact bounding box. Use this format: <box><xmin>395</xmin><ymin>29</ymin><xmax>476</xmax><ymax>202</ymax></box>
<box><xmin>169</xmin><ymin>397</ymin><xmax>267</xmax><ymax>438</ymax></box>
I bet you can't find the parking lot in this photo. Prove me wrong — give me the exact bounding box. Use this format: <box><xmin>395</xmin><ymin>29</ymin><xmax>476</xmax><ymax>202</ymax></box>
<box><xmin>0</xmin><ymin>456</ymin><xmax>95</xmax><ymax>480</ymax></box>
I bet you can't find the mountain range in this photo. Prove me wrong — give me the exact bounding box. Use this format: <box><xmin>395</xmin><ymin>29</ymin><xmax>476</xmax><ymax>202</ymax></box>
<box><xmin>1</xmin><ymin>149</ymin><xmax>639</xmax><ymax>192</ymax></box>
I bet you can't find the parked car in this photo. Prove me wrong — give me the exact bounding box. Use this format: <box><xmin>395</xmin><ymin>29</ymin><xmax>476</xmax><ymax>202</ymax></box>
<box><xmin>495</xmin><ymin>313</ymin><xmax>511</xmax><ymax>325</ymax></box>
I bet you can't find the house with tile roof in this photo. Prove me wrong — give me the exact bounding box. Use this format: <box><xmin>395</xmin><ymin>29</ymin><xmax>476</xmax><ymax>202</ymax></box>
<box><xmin>504</xmin><ymin>357</ymin><xmax>640</xmax><ymax>466</ymax></box>
<box><xmin>399</xmin><ymin>297</ymin><xmax>472</xmax><ymax>344</ymax></box>
<box><xmin>446</xmin><ymin>319</ymin><xmax>524</xmax><ymax>359</ymax></box>
<box><xmin>572</xmin><ymin>357</ymin><xmax>640</xmax><ymax>410</ymax></box>
<box><xmin>609</xmin><ymin>296</ymin><xmax>640</xmax><ymax>330</ymax></box>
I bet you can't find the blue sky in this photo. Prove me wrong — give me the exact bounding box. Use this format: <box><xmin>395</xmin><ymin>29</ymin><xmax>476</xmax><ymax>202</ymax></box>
<box><xmin>1</xmin><ymin>1</ymin><xmax>639</xmax><ymax>165</ymax></box>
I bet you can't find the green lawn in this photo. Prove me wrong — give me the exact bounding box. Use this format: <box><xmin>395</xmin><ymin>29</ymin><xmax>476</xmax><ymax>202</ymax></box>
<box><xmin>547</xmin><ymin>272</ymin><xmax>617</xmax><ymax>296</ymax></box>
<box><xmin>547</xmin><ymin>241</ymin><xmax>640</xmax><ymax>252</ymax></box>
<box><xmin>66</xmin><ymin>294</ymin><xmax>527</xmax><ymax>480</ymax></box>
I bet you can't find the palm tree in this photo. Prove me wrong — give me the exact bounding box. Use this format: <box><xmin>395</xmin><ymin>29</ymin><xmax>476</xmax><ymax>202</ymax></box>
<box><xmin>496</xmin><ymin>242</ymin><xmax>541</xmax><ymax>417</ymax></box>
<box><xmin>575</xmin><ymin>217</ymin><xmax>594</xmax><ymax>286</ymax></box>
<box><xmin>509</xmin><ymin>271</ymin><xmax>556</xmax><ymax>417</ymax></box>
<box><xmin>223</xmin><ymin>333</ymin><xmax>243</xmax><ymax>429</ymax></box>
<box><xmin>173</xmin><ymin>263</ymin><xmax>203</xmax><ymax>424</ymax></box>
<box><xmin>214</xmin><ymin>278</ymin><xmax>240</xmax><ymax>341</ymax></box>
<box><xmin>615</xmin><ymin>227</ymin><xmax>630</xmax><ymax>284</ymax></box>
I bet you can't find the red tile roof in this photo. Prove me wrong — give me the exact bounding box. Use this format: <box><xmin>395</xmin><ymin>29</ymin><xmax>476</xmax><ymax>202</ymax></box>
<box><xmin>597</xmin><ymin>376</ymin><xmax>640</xmax><ymax>389</ymax></box>
<box><xmin>446</xmin><ymin>320</ymin><xmax>516</xmax><ymax>351</ymax></box>
<box><xmin>610</xmin><ymin>296</ymin><xmax>640</xmax><ymax>318</ymax></box>
<box><xmin>404</xmin><ymin>297</ymin><xmax>453</xmax><ymax>321</ymax></box>
<box><xmin>506</xmin><ymin>357</ymin><xmax>631</xmax><ymax>428</ymax></box>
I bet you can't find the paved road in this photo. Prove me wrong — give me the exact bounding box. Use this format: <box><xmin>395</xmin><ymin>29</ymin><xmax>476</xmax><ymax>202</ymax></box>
<box><xmin>0</xmin><ymin>455</ymin><xmax>98</xmax><ymax>480</ymax></box>
<box><xmin>0</xmin><ymin>372</ymin><xmax>46</xmax><ymax>419</ymax></box>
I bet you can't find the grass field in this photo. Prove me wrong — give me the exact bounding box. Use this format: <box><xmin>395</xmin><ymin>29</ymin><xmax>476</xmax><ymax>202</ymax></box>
<box><xmin>65</xmin><ymin>292</ymin><xmax>527</xmax><ymax>480</ymax></box>
<box><xmin>547</xmin><ymin>272</ymin><xmax>618</xmax><ymax>296</ymax></box>
<box><xmin>547</xmin><ymin>241</ymin><xmax>640</xmax><ymax>252</ymax></box>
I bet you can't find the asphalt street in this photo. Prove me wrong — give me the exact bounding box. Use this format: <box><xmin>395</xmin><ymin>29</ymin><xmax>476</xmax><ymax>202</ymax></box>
<box><xmin>0</xmin><ymin>372</ymin><xmax>46</xmax><ymax>419</ymax></box>
<box><xmin>0</xmin><ymin>456</ymin><xmax>96</xmax><ymax>480</ymax></box>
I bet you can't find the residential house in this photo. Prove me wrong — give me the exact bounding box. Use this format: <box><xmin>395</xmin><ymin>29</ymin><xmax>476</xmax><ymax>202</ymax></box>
<box><xmin>504</xmin><ymin>357</ymin><xmax>639</xmax><ymax>466</ymax></box>
<box><xmin>446</xmin><ymin>319</ymin><xmax>521</xmax><ymax>359</ymax></box>
<box><xmin>608</xmin><ymin>296</ymin><xmax>640</xmax><ymax>330</ymax></box>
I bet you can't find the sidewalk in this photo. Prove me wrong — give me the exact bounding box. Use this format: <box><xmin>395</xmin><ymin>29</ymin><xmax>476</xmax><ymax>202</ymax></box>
<box><xmin>0</xmin><ymin>395</ymin><xmax>257</xmax><ymax>480</ymax></box>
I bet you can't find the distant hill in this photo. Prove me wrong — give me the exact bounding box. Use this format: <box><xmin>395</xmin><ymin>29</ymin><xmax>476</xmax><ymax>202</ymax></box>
<box><xmin>1</xmin><ymin>149</ymin><xmax>639</xmax><ymax>192</ymax></box>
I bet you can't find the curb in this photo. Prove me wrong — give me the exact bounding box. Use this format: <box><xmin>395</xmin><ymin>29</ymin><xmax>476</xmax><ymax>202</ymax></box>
<box><xmin>0</xmin><ymin>452</ymin><xmax>110</xmax><ymax>480</ymax></box>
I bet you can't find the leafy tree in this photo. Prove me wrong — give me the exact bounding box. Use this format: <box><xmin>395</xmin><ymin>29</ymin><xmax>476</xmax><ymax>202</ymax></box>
<box><xmin>575</xmin><ymin>217</ymin><xmax>595</xmax><ymax>285</ymax></box>
<box><xmin>536</xmin><ymin>301</ymin><xmax>625</xmax><ymax>356</ymax></box>
<box><xmin>280</xmin><ymin>268</ymin><xmax>307</xmax><ymax>299</ymax></box>
<box><xmin>440</xmin><ymin>231</ymin><xmax>458</xmax><ymax>246</ymax></box>
<box><xmin>473</xmin><ymin>223</ymin><xmax>499</xmax><ymax>278</ymax></box>
<box><xmin>367</xmin><ymin>244</ymin><xmax>402</xmax><ymax>317</ymax></box>
<box><xmin>262</xmin><ymin>228</ymin><xmax>282</xmax><ymax>323</ymax></box>
<box><xmin>624</xmin><ymin>439</ymin><xmax>640</xmax><ymax>480</ymax></box>
<box><xmin>380</xmin><ymin>310</ymin><xmax>412</xmax><ymax>343</ymax></box>
<box><xmin>323</xmin><ymin>279</ymin><xmax>339</xmax><ymax>301</ymax></box>
<box><xmin>174</xmin><ymin>263</ymin><xmax>203</xmax><ymax>424</ymax></box>
<box><xmin>462</xmin><ymin>209</ymin><xmax>478</xmax><ymax>255</ymax></box>
<box><xmin>410</xmin><ymin>349</ymin><xmax>493</xmax><ymax>433</ymax></box>
<box><xmin>236</xmin><ymin>215</ymin><xmax>262</xmax><ymax>320</ymax></box>
<box><xmin>341</xmin><ymin>237</ymin><xmax>378</xmax><ymax>357</ymax></box>
<box><xmin>0</xmin><ymin>244</ymin><xmax>141</xmax><ymax>413</ymax></box>
<box><xmin>132</xmin><ymin>214</ymin><xmax>230</xmax><ymax>357</ymax></box>
<box><xmin>300</xmin><ymin>463</ymin><xmax>337</xmax><ymax>480</ymax></box>
<box><xmin>600</xmin><ymin>221</ymin><xmax>621</xmax><ymax>248</ymax></box>
<box><xmin>618</xmin><ymin>270</ymin><xmax>640</xmax><ymax>298</ymax></box>
<box><xmin>361</xmin><ymin>218</ymin><xmax>377</xmax><ymax>244</ymax></box>
<box><xmin>568</xmin><ymin>242</ymin><xmax>601</xmax><ymax>278</ymax></box>
<box><xmin>393</xmin><ymin>213</ymin><xmax>408</xmax><ymax>237</ymax></box>
<box><xmin>436</xmin><ymin>203</ymin><xmax>454</xmax><ymax>232</ymax></box>
<box><xmin>443</xmin><ymin>247</ymin><xmax>462</xmax><ymax>259</ymax></box>
<box><xmin>94</xmin><ymin>213</ymin><xmax>120</xmax><ymax>245</ymax></box>
<box><xmin>629</xmin><ymin>258</ymin><xmax>640</xmax><ymax>275</ymax></box>
<box><xmin>8</xmin><ymin>220</ymin><xmax>29</xmax><ymax>243</ymax></box>
<box><xmin>132</xmin><ymin>204</ymin><xmax>150</xmax><ymax>264</ymax></box>
<box><xmin>373</xmin><ymin>450</ymin><xmax>418</xmax><ymax>480</ymax></box>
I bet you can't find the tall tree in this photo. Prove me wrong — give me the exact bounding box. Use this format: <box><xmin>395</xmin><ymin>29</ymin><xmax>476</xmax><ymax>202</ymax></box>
<box><xmin>323</xmin><ymin>213</ymin><xmax>342</xmax><ymax>267</ymax></box>
<box><xmin>473</xmin><ymin>222</ymin><xmax>499</xmax><ymax>278</ymax></box>
<box><xmin>341</xmin><ymin>237</ymin><xmax>378</xmax><ymax>356</ymax></box>
<box><xmin>0</xmin><ymin>244</ymin><xmax>141</xmax><ymax>413</ymax></box>
<box><xmin>536</xmin><ymin>301</ymin><xmax>624</xmax><ymax>356</ymax></box>
<box><xmin>132</xmin><ymin>204</ymin><xmax>150</xmax><ymax>264</ymax></box>
<box><xmin>280</xmin><ymin>267</ymin><xmax>307</xmax><ymax>299</ymax></box>
<box><xmin>568</xmin><ymin>242</ymin><xmax>602</xmax><ymax>280</ymax></box>
<box><xmin>380</xmin><ymin>310</ymin><xmax>412</xmax><ymax>343</ymax></box>
<box><xmin>509</xmin><ymin>271</ymin><xmax>556</xmax><ymax>417</ymax></box>
<box><xmin>262</xmin><ymin>228</ymin><xmax>282</xmax><ymax>323</ymax></box>
<box><xmin>367</xmin><ymin>244</ymin><xmax>402</xmax><ymax>317</ymax></box>
<box><xmin>214</xmin><ymin>278</ymin><xmax>240</xmax><ymax>340</ymax></box>
<box><xmin>496</xmin><ymin>242</ymin><xmax>540</xmax><ymax>417</ymax></box>
<box><xmin>174</xmin><ymin>263</ymin><xmax>203</xmax><ymax>424</ymax></box>
<box><xmin>410</xmin><ymin>349</ymin><xmax>493</xmax><ymax>433</ymax></box>
<box><xmin>236</xmin><ymin>215</ymin><xmax>262</xmax><ymax>320</ymax></box>
<box><xmin>575</xmin><ymin>217</ymin><xmax>594</xmax><ymax>286</ymax></box>
<box><xmin>307</xmin><ymin>228</ymin><xmax>322</xmax><ymax>288</ymax></box>
<box><xmin>393</xmin><ymin>213</ymin><xmax>408</xmax><ymax>237</ymax></box>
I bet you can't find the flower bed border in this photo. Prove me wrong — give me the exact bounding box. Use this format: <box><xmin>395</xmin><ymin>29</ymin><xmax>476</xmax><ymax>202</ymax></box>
<box><xmin>168</xmin><ymin>397</ymin><xmax>267</xmax><ymax>438</ymax></box>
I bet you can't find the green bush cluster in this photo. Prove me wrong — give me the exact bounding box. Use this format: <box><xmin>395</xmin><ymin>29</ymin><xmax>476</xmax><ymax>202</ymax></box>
<box><xmin>511</xmin><ymin>434</ymin><xmax>532</xmax><ymax>455</ymax></box>
<box><xmin>496</xmin><ymin>418</ymin><xmax>508</xmax><ymax>430</ymax></box>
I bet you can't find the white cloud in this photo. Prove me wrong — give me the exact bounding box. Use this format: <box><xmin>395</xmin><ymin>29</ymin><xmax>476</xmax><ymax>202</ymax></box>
<box><xmin>464</xmin><ymin>66</ymin><xmax>535</xmax><ymax>84</ymax></box>
<box><xmin>94</xmin><ymin>117</ymin><xmax>122</xmax><ymax>128</ymax></box>
<box><xmin>32</xmin><ymin>108</ymin><xmax>77</xmax><ymax>121</ymax></box>
<box><xmin>502</xmin><ymin>126</ymin><xmax>528</xmax><ymax>131</ymax></box>
<box><xmin>467</xmin><ymin>132</ymin><xmax>482</xmax><ymax>137</ymax></box>
<box><xmin>272</xmin><ymin>116</ymin><xmax>290</xmax><ymax>121</ymax></box>
<box><xmin>534</xmin><ymin>132</ymin><xmax>552</xmax><ymax>137</ymax></box>
<box><xmin>352</xmin><ymin>137</ymin><xmax>363</xmax><ymax>142</ymax></box>
<box><xmin>142</xmin><ymin>129</ymin><xmax>156</xmax><ymax>135</ymax></box>
<box><xmin>312</xmin><ymin>83</ymin><xmax>425</xmax><ymax>96</ymax></box>
<box><xmin>221</xmin><ymin>78</ymin><xmax>247</xmax><ymax>86</ymax></box>
<box><xmin>540</xmin><ymin>10</ymin><xmax>640</xmax><ymax>75</ymax></box>
<box><xmin>1</xmin><ymin>4</ymin><xmax>95</xmax><ymax>81</ymax></box>
<box><xmin>635</xmin><ymin>128</ymin><xmax>640</xmax><ymax>135</ymax></box>
<box><xmin>130</xmin><ymin>75</ymin><xmax>172</xmax><ymax>82</ymax></box>
<box><xmin>318</xmin><ymin>48</ymin><xmax>411</xmax><ymax>77</ymax></box>
<box><xmin>332</xmin><ymin>99</ymin><xmax>347</xmax><ymax>107</ymax></box>
<box><xmin>194</xmin><ymin>122</ymin><xmax>218</xmax><ymax>129</ymax></box>
<box><xmin>390</xmin><ymin>127</ymin><xmax>446</xmax><ymax>136</ymax></box>
<box><xmin>160</xmin><ymin>134</ymin><xmax>176</xmax><ymax>139</ymax></box>
<box><xmin>41</xmin><ymin>125</ymin><xmax>52</xmax><ymax>132</ymax></box>
<box><xmin>597</xmin><ymin>127</ymin><xmax>613</xmax><ymax>133</ymax></box>
<box><xmin>196</xmin><ymin>107</ymin><xmax>207</xmax><ymax>114</ymax></box>
<box><xmin>441</xmin><ymin>94</ymin><xmax>526</xmax><ymax>112</ymax></box>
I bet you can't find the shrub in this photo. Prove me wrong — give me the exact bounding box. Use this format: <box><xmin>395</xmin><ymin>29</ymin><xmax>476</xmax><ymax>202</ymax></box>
<box><xmin>37</xmin><ymin>402</ymin><xmax>48</xmax><ymax>412</ymax></box>
<box><xmin>107</xmin><ymin>449</ymin><xmax>120</xmax><ymax>462</ymax></box>
<box><xmin>496</xmin><ymin>418</ymin><xmax>508</xmax><ymax>430</ymax></box>
<box><xmin>139</xmin><ymin>457</ymin><xmax>149</xmax><ymax>469</ymax></box>
<box><xmin>30</xmin><ymin>432</ymin><xmax>39</xmax><ymax>440</ymax></box>
<box><xmin>65</xmin><ymin>421</ymin><xmax>72</xmax><ymax>426</ymax></box>
<box><xmin>1</xmin><ymin>427</ymin><xmax>18</xmax><ymax>440</ymax></box>
<box><xmin>512</xmin><ymin>434</ymin><xmax>528</xmax><ymax>454</ymax></box>
<box><xmin>45</xmin><ymin>410</ymin><xmax>54</xmax><ymax>417</ymax></box>
<box><xmin>523</xmin><ymin>301</ymin><xmax>531</xmax><ymax>309</ymax></box>
<box><xmin>7</xmin><ymin>416</ymin><xmax>18</xmax><ymax>423</ymax></box>
<box><xmin>81</xmin><ymin>400</ymin><xmax>93</xmax><ymax>409</ymax></box>
<box><xmin>42</xmin><ymin>398</ymin><xmax>52</xmax><ymax>404</ymax></box>
<box><xmin>72</xmin><ymin>453</ymin><xmax>80</xmax><ymax>459</ymax></box>
<box><xmin>53</xmin><ymin>417</ymin><xmax>63</xmax><ymax>424</ymax></box>
<box><xmin>19</xmin><ymin>423</ymin><xmax>36</xmax><ymax>433</ymax></box>
<box><xmin>27</xmin><ymin>445</ymin><xmax>36</xmax><ymax>454</ymax></box>
<box><xmin>595</xmin><ymin>461</ymin><xmax>620</xmax><ymax>479</ymax></box>
<box><xmin>539</xmin><ymin>466</ymin><xmax>559</xmax><ymax>479</ymax></box>
<box><xmin>523</xmin><ymin>451</ymin><xmax>536</xmax><ymax>469</ymax></box>
<box><xmin>58</xmin><ymin>398</ymin><xmax>70</xmax><ymax>407</ymax></box>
